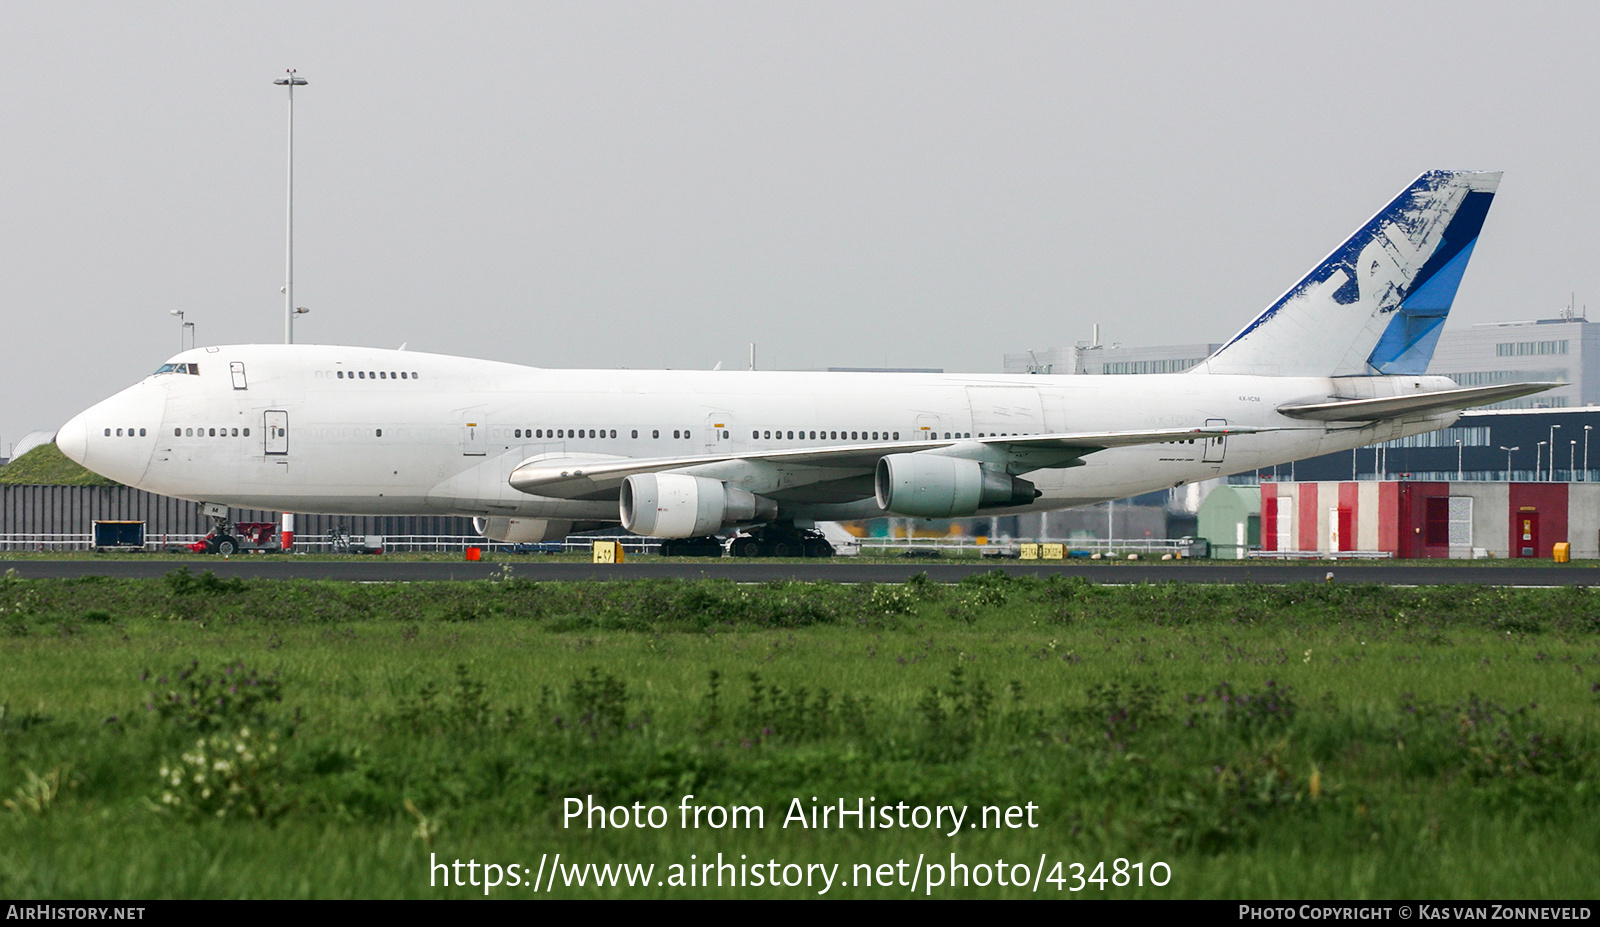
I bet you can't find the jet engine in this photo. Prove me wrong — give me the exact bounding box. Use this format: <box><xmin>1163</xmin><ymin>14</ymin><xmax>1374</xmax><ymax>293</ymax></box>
<box><xmin>620</xmin><ymin>473</ymin><xmax>777</xmax><ymax>538</ymax></box>
<box><xmin>874</xmin><ymin>454</ymin><xmax>1039</xmax><ymax>518</ymax></box>
<box><xmin>472</xmin><ymin>517</ymin><xmax>574</xmax><ymax>544</ymax></box>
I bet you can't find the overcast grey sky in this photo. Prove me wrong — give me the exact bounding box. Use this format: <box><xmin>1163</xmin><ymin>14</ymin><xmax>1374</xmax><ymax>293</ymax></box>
<box><xmin>5</xmin><ymin>1</ymin><xmax>1599</xmax><ymax>454</ymax></box>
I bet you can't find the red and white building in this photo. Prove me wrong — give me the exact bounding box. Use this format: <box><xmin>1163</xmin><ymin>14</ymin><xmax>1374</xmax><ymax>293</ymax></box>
<box><xmin>1261</xmin><ymin>480</ymin><xmax>1600</xmax><ymax>559</ymax></box>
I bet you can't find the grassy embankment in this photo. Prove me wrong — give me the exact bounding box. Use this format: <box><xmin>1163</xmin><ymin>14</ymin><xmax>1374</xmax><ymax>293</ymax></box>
<box><xmin>2</xmin><ymin>570</ymin><xmax>1598</xmax><ymax>898</ymax></box>
<box><xmin>0</xmin><ymin>443</ymin><xmax>115</xmax><ymax>486</ymax></box>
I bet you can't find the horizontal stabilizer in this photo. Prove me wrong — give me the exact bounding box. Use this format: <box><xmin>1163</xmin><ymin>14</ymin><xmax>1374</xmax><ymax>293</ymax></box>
<box><xmin>1276</xmin><ymin>382</ymin><xmax>1558</xmax><ymax>421</ymax></box>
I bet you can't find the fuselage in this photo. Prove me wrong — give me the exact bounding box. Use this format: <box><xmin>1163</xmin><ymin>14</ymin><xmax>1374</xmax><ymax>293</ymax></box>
<box><xmin>56</xmin><ymin>344</ymin><xmax>1457</xmax><ymax>523</ymax></box>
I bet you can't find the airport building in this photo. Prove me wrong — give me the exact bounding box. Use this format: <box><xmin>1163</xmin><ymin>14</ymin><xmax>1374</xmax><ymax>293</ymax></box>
<box><xmin>1258</xmin><ymin>479</ymin><xmax>1599</xmax><ymax>559</ymax></box>
<box><xmin>1004</xmin><ymin>314</ymin><xmax>1596</xmax><ymax>401</ymax></box>
<box><xmin>1001</xmin><ymin>339</ymin><xmax>1220</xmax><ymax>376</ymax></box>
<box><xmin>1427</xmin><ymin>312</ymin><xmax>1599</xmax><ymax>409</ymax></box>
<box><xmin>1253</xmin><ymin>407</ymin><xmax>1600</xmax><ymax>483</ymax></box>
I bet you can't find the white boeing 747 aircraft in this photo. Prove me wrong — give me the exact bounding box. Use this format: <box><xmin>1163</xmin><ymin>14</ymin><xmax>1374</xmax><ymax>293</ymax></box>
<box><xmin>58</xmin><ymin>170</ymin><xmax>1551</xmax><ymax>555</ymax></box>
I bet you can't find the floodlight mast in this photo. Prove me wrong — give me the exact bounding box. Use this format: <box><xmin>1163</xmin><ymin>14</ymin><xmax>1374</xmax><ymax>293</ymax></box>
<box><xmin>273</xmin><ymin>69</ymin><xmax>308</xmax><ymax>552</ymax></box>
<box><xmin>274</xmin><ymin>70</ymin><xmax>308</xmax><ymax>345</ymax></box>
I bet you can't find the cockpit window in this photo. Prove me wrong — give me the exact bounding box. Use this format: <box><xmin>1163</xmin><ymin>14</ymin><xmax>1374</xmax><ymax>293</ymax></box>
<box><xmin>154</xmin><ymin>363</ymin><xmax>199</xmax><ymax>376</ymax></box>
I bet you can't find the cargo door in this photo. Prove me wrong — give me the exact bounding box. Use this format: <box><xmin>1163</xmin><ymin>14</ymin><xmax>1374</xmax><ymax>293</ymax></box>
<box><xmin>229</xmin><ymin>361</ymin><xmax>248</xmax><ymax>390</ymax></box>
<box><xmin>966</xmin><ymin>387</ymin><xmax>1045</xmax><ymax>436</ymax></box>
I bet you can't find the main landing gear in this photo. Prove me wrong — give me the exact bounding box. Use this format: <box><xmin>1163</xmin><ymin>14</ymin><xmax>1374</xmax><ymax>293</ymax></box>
<box><xmin>657</xmin><ymin>536</ymin><xmax>729</xmax><ymax>557</ymax></box>
<box><xmin>728</xmin><ymin>524</ymin><xmax>835</xmax><ymax>558</ymax></box>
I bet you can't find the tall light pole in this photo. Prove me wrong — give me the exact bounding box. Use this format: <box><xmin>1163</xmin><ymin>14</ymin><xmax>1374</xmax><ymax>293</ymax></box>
<box><xmin>168</xmin><ymin>310</ymin><xmax>194</xmax><ymax>352</ymax></box>
<box><xmin>1455</xmin><ymin>438</ymin><xmax>1463</xmax><ymax>482</ymax></box>
<box><xmin>273</xmin><ymin>68</ymin><xmax>307</xmax><ymax>552</ymax></box>
<box><xmin>1501</xmin><ymin>445</ymin><xmax>1519</xmax><ymax>481</ymax></box>
<box><xmin>1585</xmin><ymin>425</ymin><xmax>1593</xmax><ymax>481</ymax></box>
<box><xmin>1570</xmin><ymin>440</ymin><xmax>1577</xmax><ymax>481</ymax></box>
<box><xmin>274</xmin><ymin>69</ymin><xmax>307</xmax><ymax>345</ymax></box>
<box><xmin>1548</xmin><ymin>424</ymin><xmax>1560</xmax><ymax>480</ymax></box>
<box><xmin>1537</xmin><ymin>441</ymin><xmax>1546</xmax><ymax>481</ymax></box>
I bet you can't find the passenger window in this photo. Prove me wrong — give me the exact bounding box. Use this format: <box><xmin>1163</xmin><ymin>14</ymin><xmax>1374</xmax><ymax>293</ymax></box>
<box><xmin>358</xmin><ymin>371</ymin><xmax>365</xmax><ymax>379</ymax></box>
<box><xmin>752</xmin><ymin>431</ymin><xmax>759</xmax><ymax>439</ymax></box>
<box><xmin>174</xmin><ymin>428</ymin><xmax>181</xmax><ymax>437</ymax></box>
<box><xmin>610</xmin><ymin>429</ymin><xmax>618</xmax><ymax>438</ymax></box>
<box><xmin>412</xmin><ymin>372</ymin><xmax>418</xmax><ymax>378</ymax></box>
<box><xmin>185</xmin><ymin>428</ymin><xmax>193</xmax><ymax>436</ymax></box>
<box><xmin>230</xmin><ymin>428</ymin><xmax>238</xmax><ymax>437</ymax></box>
<box><xmin>376</xmin><ymin>429</ymin><xmax>383</xmax><ymax>437</ymax></box>
<box><xmin>243</xmin><ymin>428</ymin><xmax>250</xmax><ymax>437</ymax></box>
<box><xmin>631</xmin><ymin>430</ymin><xmax>638</xmax><ymax>438</ymax></box>
<box><xmin>786</xmin><ymin>431</ymin><xmax>793</xmax><ymax>439</ymax></box>
<box><xmin>893</xmin><ymin>432</ymin><xmax>899</xmax><ymax>440</ymax></box>
<box><xmin>673</xmin><ymin>430</ymin><xmax>681</xmax><ymax>439</ymax></box>
<box><xmin>337</xmin><ymin>371</ymin><xmax>344</xmax><ymax>379</ymax></box>
<box><xmin>684</xmin><ymin>430</ymin><xmax>691</xmax><ymax>440</ymax></box>
<box><xmin>208</xmin><ymin>428</ymin><xmax>216</xmax><ymax>436</ymax></box>
<box><xmin>390</xmin><ymin>372</ymin><xmax>397</xmax><ymax>379</ymax></box>
<box><xmin>652</xmin><ymin>430</ymin><xmax>659</xmax><ymax>438</ymax></box>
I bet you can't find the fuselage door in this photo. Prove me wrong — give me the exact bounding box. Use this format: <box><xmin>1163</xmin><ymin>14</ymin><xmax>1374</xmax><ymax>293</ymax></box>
<box><xmin>462</xmin><ymin>422</ymin><xmax>487</xmax><ymax>456</ymax></box>
<box><xmin>1203</xmin><ymin>418</ymin><xmax>1227</xmax><ymax>463</ymax></box>
<box><xmin>229</xmin><ymin>362</ymin><xmax>248</xmax><ymax>390</ymax></box>
<box><xmin>704</xmin><ymin>413</ymin><xmax>732</xmax><ymax>453</ymax></box>
<box><xmin>264</xmin><ymin>410</ymin><xmax>288</xmax><ymax>455</ymax></box>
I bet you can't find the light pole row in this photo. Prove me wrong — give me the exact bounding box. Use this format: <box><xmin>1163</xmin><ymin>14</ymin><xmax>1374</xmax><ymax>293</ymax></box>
<box><xmin>159</xmin><ymin>72</ymin><xmax>310</xmax><ymax>358</ymax></box>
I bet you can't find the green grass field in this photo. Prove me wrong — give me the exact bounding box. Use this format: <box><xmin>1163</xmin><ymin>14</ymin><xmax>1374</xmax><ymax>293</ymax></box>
<box><xmin>2</xmin><ymin>570</ymin><xmax>1597</xmax><ymax>898</ymax></box>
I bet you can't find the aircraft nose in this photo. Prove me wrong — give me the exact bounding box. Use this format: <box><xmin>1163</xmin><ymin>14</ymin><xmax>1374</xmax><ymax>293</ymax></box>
<box><xmin>57</xmin><ymin>412</ymin><xmax>89</xmax><ymax>466</ymax></box>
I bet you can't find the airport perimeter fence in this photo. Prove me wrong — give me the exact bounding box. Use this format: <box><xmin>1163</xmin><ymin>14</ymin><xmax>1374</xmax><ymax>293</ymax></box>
<box><xmin>855</xmin><ymin>536</ymin><xmax>1192</xmax><ymax>558</ymax></box>
<box><xmin>0</xmin><ymin>533</ymin><xmax>667</xmax><ymax>554</ymax></box>
<box><xmin>2</xmin><ymin>532</ymin><xmax>1194</xmax><ymax>558</ymax></box>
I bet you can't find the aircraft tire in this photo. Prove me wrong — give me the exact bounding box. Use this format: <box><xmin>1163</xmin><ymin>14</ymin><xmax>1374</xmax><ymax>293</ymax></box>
<box><xmin>735</xmin><ymin>539</ymin><xmax>762</xmax><ymax>558</ymax></box>
<box><xmin>214</xmin><ymin>537</ymin><xmax>239</xmax><ymax>556</ymax></box>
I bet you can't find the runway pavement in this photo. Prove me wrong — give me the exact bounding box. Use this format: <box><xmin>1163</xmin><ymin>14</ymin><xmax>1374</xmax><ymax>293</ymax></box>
<box><xmin>4</xmin><ymin>557</ymin><xmax>1597</xmax><ymax>585</ymax></box>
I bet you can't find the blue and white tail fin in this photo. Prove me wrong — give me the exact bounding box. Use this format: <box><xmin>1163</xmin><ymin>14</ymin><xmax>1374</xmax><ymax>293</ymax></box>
<box><xmin>1199</xmin><ymin>170</ymin><xmax>1500</xmax><ymax>377</ymax></box>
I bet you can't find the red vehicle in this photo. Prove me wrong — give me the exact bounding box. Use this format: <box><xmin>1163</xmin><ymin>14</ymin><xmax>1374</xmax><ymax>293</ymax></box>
<box><xmin>188</xmin><ymin>522</ymin><xmax>278</xmax><ymax>555</ymax></box>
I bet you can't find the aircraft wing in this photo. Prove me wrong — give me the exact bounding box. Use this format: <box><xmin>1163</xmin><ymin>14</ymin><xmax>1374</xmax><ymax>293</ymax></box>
<box><xmin>1276</xmin><ymin>382</ymin><xmax>1559</xmax><ymax>421</ymax></box>
<box><xmin>508</xmin><ymin>424</ymin><xmax>1277</xmax><ymax>500</ymax></box>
